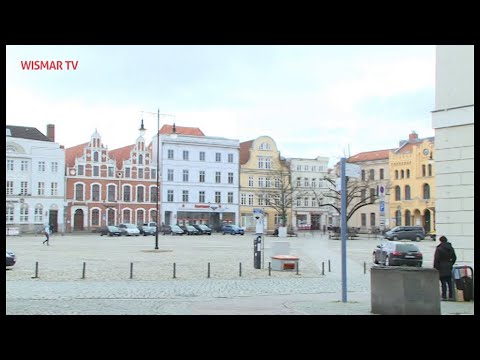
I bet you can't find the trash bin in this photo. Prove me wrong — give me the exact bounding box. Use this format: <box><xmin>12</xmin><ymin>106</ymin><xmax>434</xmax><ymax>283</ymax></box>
<box><xmin>452</xmin><ymin>265</ymin><xmax>474</xmax><ymax>302</ymax></box>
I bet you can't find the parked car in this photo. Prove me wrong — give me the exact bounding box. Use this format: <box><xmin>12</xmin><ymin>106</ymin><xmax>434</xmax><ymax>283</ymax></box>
<box><xmin>193</xmin><ymin>224</ymin><xmax>212</xmax><ymax>235</ymax></box>
<box><xmin>222</xmin><ymin>224</ymin><xmax>245</xmax><ymax>235</ymax></box>
<box><xmin>139</xmin><ymin>222</ymin><xmax>157</xmax><ymax>236</ymax></box>
<box><xmin>161</xmin><ymin>224</ymin><xmax>184</xmax><ymax>235</ymax></box>
<box><xmin>117</xmin><ymin>223</ymin><xmax>141</xmax><ymax>236</ymax></box>
<box><xmin>384</xmin><ymin>226</ymin><xmax>425</xmax><ymax>241</ymax></box>
<box><xmin>6</xmin><ymin>250</ymin><xmax>16</xmax><ymax>268</ymax></box>
<box><xmin>373</xmin><ymin>241</ymin><xmax>423</xmax><ymax>267</ymax></box>
<box><xmin>180</xmin><ymin>225</ymin><xmax>200</xmax><ymax>235</ymax></box>
<box><xmin>99</xmin><ymin>226</ymin><xmax>122</xmax><ymax>236</ymax></box>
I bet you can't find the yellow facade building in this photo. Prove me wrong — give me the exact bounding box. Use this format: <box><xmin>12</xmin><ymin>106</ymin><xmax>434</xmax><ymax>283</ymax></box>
<box><xmin>389</xmin><ymin>132</ymin><xmax>435</xmax><ymax>233</ymax></box>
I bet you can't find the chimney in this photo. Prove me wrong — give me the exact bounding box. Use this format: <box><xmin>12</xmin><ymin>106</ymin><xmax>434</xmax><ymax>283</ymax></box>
<box><xmin>47</xmin><ymin>124</ymin><xmax>55</xmax><ymax>142</ymax></box>
<box><xmin>408</xmin><ymin>131</ymin><xmax>418</xmax><ymax>142</ymax></box>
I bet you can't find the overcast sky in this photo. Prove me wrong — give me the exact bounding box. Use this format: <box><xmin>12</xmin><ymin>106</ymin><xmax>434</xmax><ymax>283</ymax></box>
<box><xmin>6</xmin><ymin>45</ymin><xmax>436</xmax><ymax>166</ymax></box>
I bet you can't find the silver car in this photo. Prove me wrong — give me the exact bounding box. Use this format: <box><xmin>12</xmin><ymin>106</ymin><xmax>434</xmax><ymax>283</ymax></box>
<box><xmin>6</xmin><ymin>250</ymin><xmax>16</xmax><ymax>268</ymax></box>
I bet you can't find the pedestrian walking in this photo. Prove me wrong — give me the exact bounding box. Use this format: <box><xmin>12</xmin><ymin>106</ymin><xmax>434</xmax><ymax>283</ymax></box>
<box><xmin>42</xmin><ymin>224</ymin><xmax>50</xmax><ymax>246</ymax></box>
<box><xmin>433</xmin><ymin>235</ymin><xmax>457</xmax><ymax>300</ymax></box>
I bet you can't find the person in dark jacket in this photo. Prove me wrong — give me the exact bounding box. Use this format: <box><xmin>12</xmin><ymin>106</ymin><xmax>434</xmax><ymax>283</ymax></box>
<box><xmin>433</xmin><ymin>235</ymin><xmax>457</xmax><ymax>300</ymax></box>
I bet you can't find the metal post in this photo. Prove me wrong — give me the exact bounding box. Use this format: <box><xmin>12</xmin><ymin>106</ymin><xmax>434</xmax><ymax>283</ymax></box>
<box><xmin>296</xmin><ymin>261</ymin><xmax>299</xmax><ymax>275</ymax></box>
<box><xmin>364</xmin><ymin>261</ymin><xmax>366</xmax><ymax>275</ymax></box>
<box><xmin>155</xmin><ymin>108</ymin><xmax>160</xmax><ymax>250</ymax></box>
<box><xmin>328</xmin><ymin>259</ymin><xmax>331</xmax><ymax>272</ymax></box>
<box><xmin>322</xmin><ymin>262</ymin><xmax>325</xmax><ymax>275</ymax></box>
<box><xmin>268</xmin><ymin>262</ymin><xmax>271</xmax><ymax>276</ymax></box>
<box><xmin>341</xmin><ymin>157</ymin><xmax>347</xmax><ymax>302</ymax></box>
<box><xmin>173</xmin><ymin>262</ymin><xmax>176</xmax><ymax>278</ymax></box>
<box><xmin>239</xmin><ymin>262</ymin><xmax>242</xmax><ymax>277</ymax></box>
<box><xmin>130</xmin><ymin>262</ymin><xmax>133</xmax><ymax>279</ymax></box>
<box><xmin>207</xmin><ymin>262</ymin><xmax>210</xmax><ymax>278</ymax></box>
<box><xmin>34</xmin><ymin>261</ymin><xmax>39</xmax><ymax>278</ymax></box>
<box><xmin>82</xmin><ymin>262</ymin><xmax>86</xmax><ymax>279</ymax></box>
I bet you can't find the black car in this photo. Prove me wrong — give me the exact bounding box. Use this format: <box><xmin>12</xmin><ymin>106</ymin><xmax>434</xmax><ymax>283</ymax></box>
<box><xmin>99</xmin><ymin>226</ymin><xmax>122</xmax><ymax>236</ymax></box>
<box><xmin>180</xmin><ymin>225</ymin><xmax>200</xmax><ymax>235</ymax></box>
<box><xmin>384</xmin><ymin>226</ymin><xmax>425</xmax><ymax>241</ymax></box>
<box><xmin>373</xmin><ymin>241</ymin><xmax>423</xmax><ymax>267</ymax></box>
<box><xmin>161</xmin><ymin>224</ymin><xmax>184</xmax><ymax>235</ymax></box>
<box><xmin>6</xmin><ymin>250</ymin><xmax>16</xmax><ymax>267</ymax></box>
<box><xmin>192</xmin><ymin>224</ymin><xmax>212</xmax><ymax>235</ymax></box>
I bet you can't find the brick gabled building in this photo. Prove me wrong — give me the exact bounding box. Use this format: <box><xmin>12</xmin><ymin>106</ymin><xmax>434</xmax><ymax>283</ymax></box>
<box><xmin>64</xmin><ymin>121</ymin><xmax>158</xmax><ymax>232</ymax></box>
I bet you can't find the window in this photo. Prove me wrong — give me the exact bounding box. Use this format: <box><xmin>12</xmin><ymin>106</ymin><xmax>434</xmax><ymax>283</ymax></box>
<box><xmin>151</xmin><ymin>168</ymin><xmax>156</xmax><ymax>179</ymax></box>
<box><xmin>370</xmin><ymin>213</ymin><xmax>375</xmax><ymax>226</ymax></box>
<box><xmin>304</xmin><ymin>165</ymin><xmax>309</xmax><ymax>171</ymax></box>
<box><xmin>183</xmin><ymin>170</ymin><xmax>189</xmax><ymax>182</ymax></box>
<box><xmin>123</xmin><ymin>185</ymin><xmax>131</xmax><ymax>202</ymax></box>
<box><xmin>395</xmin><ymin>210</ymin><xmax>402</xmax><ymax>226</ymax></box>
<box><xmin>361</xmin><ymin>170</ymin><xmax>366</xmax><ymax>181</ymax></box>
<box><xmin>38</xmin><ymin>161</ymin><xmax>46</xmax><ymax>172</ymax></box>
<box><xmin>91</xmin><ymin>209</ymin><xmax>100</xmax><ymax>226</ymax></box>
<box><xmin>137</xmin><ymin>186</ymin><xmax>144</xmax><ymax>202</ymax></box>
<box><xmin>405</xmin><ymin>185</ymin><xmax>411</xmax><ymax>200</ymax></box>
<box><xmin>7</xmin><ymin>181</ymin><xmax>14</xmax><ymax>195</ymax></box>
<box><xmin>138</xmin><ymin>168</ymin><xmax>144</xmax><ymax>179</ymax></box>
<box><xmin>423</xmin><ymin>184</ymin><xmax>430</xmax><ymax>200</ymax></box>
<box><xmin>183</xmin><ymin>150</ymin><xmax>189</xmax><ymax>161</ymax></box>
<box><xmin>20</xmin><ymin>181</ymin><xmax>28</xmax><ymax>196</ymax></box>
<box><xmin>199</xmin><ymin>151</ymin><xmax>205</xmax><ymax>161</ymax></box>
<box><xmin>7</xmin><ymin>160</ymin><xmax>14</xmax><ymax>171</ymax></box>
<box><xmin>361</xmin><ymin>213</ymin><xmax>367</xmax><ymax>227</ymax></box>
<box><xmin>248</xmin><ymin>177</ymin><xmax>254</xmax><ymax>187</ymax></box>
<box><xmin>21</xmin><ymin>160</ymin><xmax>28</xmax><ymax>171</ymax></box>
<box><xmin>258</xmin><ymin>157</ymin><xmax>264</xmax><ymax>169</ymax></box>
<box><xmin>20</xmin><ymin>204</ymin><xmax>29</xmax><ymax>222</ymax></box>
<box><xmin>34</xmin><ymin>205</ymin><xmax>43</xmax><ymax>223</ymax></box>
<box><xmin>216</xmin><ymin>172</ymin><xmax>221</xmax><ymax>183</ymax></box>
<box><xmin>77</xmin><ymin>165</ymin><xmax>84</xmax><ymax>176</ymax></box>
<box><xmin>91</xmin><ymin>184</ymin><xmax>100</xmax><ymax>201</ymax></box>
<box><xmin>275</xmin><ymin>178</ymin><xmax>280</xmax><ymax>188</ymax></box>
<box><xmin>422</xmin><ymin>165</ymin><xmax>426</xmax><ymax>177</ymax></box>
<box><xmin>51</xmin><ymin>182</ymin><xmax>58</xmax><ymax>196</ymax></box>
<box><xmin>297</xmin><ymin>177</ymin><xmax>301</xmax><ymax>187</ymax></box>
<box><xmin>123</xmin><ymin>209</ymin><xmax>131</xmax><ymax>224</ymax></box>
<box><xmin>6</xmin><ymin>205</ymin><xmax>14</xmax><ymax>223</ymax></box>
<box><xmin>369</xmin><ymin>188</ymin><xmax>375</xmax><ymax>203</ymax></box>
<box><xmin>182</xmin><ymin>190</ymin><xmax>189</xmax><ymax>202</ymax></box>
<box><xmin>369</xmin><ymin>169</ymin><xmax>375</xmax><ymax>180</ymax></box>
<box><xmin>108</xmin><ymin>185</ymin><xmax>116</xmax><ymax>202</ymax></box>
<box><xmin>93</xmin><ymin>166</ymin><xmax>99</xmax><ymax>177</ymax></box>
<box><xmin>265</xmin><ymin>158</ymin><xmax>271</xmax><ymax>169</ymax></box>
<box><xmin>248</xmin><ymin>194</ymin><xmax>254</xmax><ymax>205</ymax></box>
<box><xmin>312</xmin><ymin>166</ymin><xmax>317</xmax><ymax>172</ymax></box>
<box><xmin>108</xmin><ymin>167</ymin><xmax>114</xmax><ymax>177</ymax></box>
<box><xmin>199</xmin><ymin>191</ymin><xmax>205</xmax><ymax>203</ymax></box>
<box><xmin>228</xmin><ymin>153</ymin><xmax>234</xmax><ymax>163</ymax></box>
<box><xmin>215</xmin><ymin>191</ymin><xmax>221</xmax><ymax>203</ymax></box>
<box><xmin>428</xmin><ymin>164</ymin><xmax>432</xmax><ymax>177</ymax></box>
<box><xmin>406</xmin><ymin>169</ymin><xmax>410</xmax><ymax>178</ymax></box>
<box><xmin>380</xmin><ymin>168</ymin><xmax>384</xmax><ymax>180</ymax></box>
<box><xmin>395</xmin><ymin>170</ymin><xmax>399</xmax><ymax>179</ymax></box>
<box><xmin>137</xmin><ymin>209</ymin><xmax>145</xmax><ymax>225</ymax></box>
<box><xmin>228</xmin><ymin>192</ymin><xmax>233</xmax><ymax>204</ymax></box>
<box><xmin>311</xmin><ymin>198</ymin><xmax>317</xmax><ymax>207</ymax></box>
<box><xmin>167</xmin><ymin>190</ymin><xmax>174</xmax><ymax>202</ymax></box>
<box><xmin>168</xmin><ymin>149</ymin><xmax>174</xmax><ymax>159</ymax></box>
<box><xmin>199</xmin><ymin>171</ymin><xmax>205</xmax><ymax>183</ymax></box>
<box><xmin>296</xmin><ymin>197</ymin><xmax>301</xmax><ymax>206</ymax></box>
<box><xmin>259</xmin><ymin>142</ymin><xmax>271</xmax><ymax>150</ymax></box>
<box><xmin>228</xmin><ymin>172</ymin><xmax>234</xmax><ymax>184</ymax></box>
<box><xmin>401</xmin><ymin>170</ymin><xmax>404</xmax><ymax>179</ymax></box>
<box><xmin>241</xmin><ymin>193</ymin><xmax>246</xmax><ymax>205</ymax></box>
<box><xmin>304</xmin><ymin>178</ymin><xmax>309</xmax><ymax>187</ymax></box>
<box><xmin>258</xmin><ymin>177</ymin><xmax>264</xmax><ymax>187</ymax></box>
<box><xmin>361</xmin><ymin>189</ymin><xmax>366</xmax><ymax>202</ymax></box>
<box><xmin>151</xmin><ymin>187</ymin><xmax>158</xmax><ymax>202</ymax></box>
<box><xmin>138</xmin><ymin>154</ymin><xmax>143</xmax><ymax>165</ymax></box>
<box><xmin>405</xmin><ymin>210</ymin><xmax>411</xmax><ymax>226</ymax></box>
<box><xmin>75</xmin><ymin>183</ymin><xmax>84</xmax><ymax>201</ymax></box>
<box><xmin>297</xmin><ymin>165</ymin><xmax>302</xmax><ymax>171</ymax></box>
<box><xmin>165</xmin><ymin>169</ymin><xmax>172</xmax><ymax>182</ymax></box>
<box><xmin>311</xmin><ymin>178</ymin><xmax>316</xmax><ymax>188</ymax></box>
<box><xmin>304</xmin><ymin>197</ymin><xmax>309</xmax><ymax>207</ymax></box>
<box><xmin>215</xmin><ymin>153</ymin><xmax>221</xmax><ymax>162</ymax></box>
<box><xmin>257</xmin><ymin>195</ymin><xmax>264</xmax><ymax>206</ymax></box>
<box><xmin>395</xmin><ymin>186</ymin><xmax>401</xmax><ymax>201</ymax></box>
<box><xmin>265</xmin><ymin>177</ymin><xmax>271</xmax><ymax>188</ymax></box>
<box><xmin>93</xmin><ymin>151</ymin><xmax>99</xmax><ymax>162</ymax></box>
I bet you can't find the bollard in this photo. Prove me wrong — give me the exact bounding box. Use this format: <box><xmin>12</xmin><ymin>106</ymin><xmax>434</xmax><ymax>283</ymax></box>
<box><xmin>173</xmin><ymin>263</ymin><xmax>176</xmax><ymax>279</ymax></box>
<box><xmin>364</xmin><ymin>261</ymin><xmax>366</xmax><ymax>275</ymax></box>
<box><xmin>328</xmin><ymin>259</ymin><xmax>331</xmax><ymax>272</ymax></box>
<box><xmin>207</xmin><ymin>262</ymin><xmax>210</xmax><ymax>278</ymax></box>
<box><xmin>296</xmin><ymin>261</ymin><xmax>299</xmax><ymax>275</ymax></box>
<box><xmin>82</xmin><ymin>262</ymin><xmax>86</xmax><ymax>279</ymax></box>
<box><xmin>130</xmin><ymin>262</ymin><xmax>133</xmax><ymax>279</ymax></box>
<box><xmin>239</xmin><ymin>262</ymin><xmax>242</xmax><ymax>277</ymax></box>
<box><xmin>33</xmin><ymin>261</ymin><xmax>39</xmax><ymax>278</ymax></box>
<box><xmin>322</xmin><ymin>262</ymin><xmax>325</xmax><ymax>275</ymax></box>
<box><xmin>268</xmin><ymin>262</ymin><xmax>271</xmax><ymax>276</ymax></box>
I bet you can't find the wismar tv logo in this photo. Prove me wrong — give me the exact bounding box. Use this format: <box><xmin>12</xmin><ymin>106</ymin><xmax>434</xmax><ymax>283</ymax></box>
<box><xmin>21</xmin><ymin>60</ymin><xmax>79</xmax><ymax>70</ymax></box>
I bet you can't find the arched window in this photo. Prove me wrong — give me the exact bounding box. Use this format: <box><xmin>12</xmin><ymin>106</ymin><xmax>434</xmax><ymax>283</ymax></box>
<box><xmin>91</xmin><ymin>209</ymin><xmax>100</xmax><ymax>226</ymax></box>
<box><xmin>395</xmin><ymin>186</ymin><xmax>401</xmax><ymax>201</ymax></box>
<box><xmin>123</xmin><ymin>209</ymin><xmax>131</xmax><ymax>223</ymax></box>
<box><xmin>91</xmin><ymin>184</ymin><xmax>100</xmax><ymax>201</ymax></box>
<box><xmin>428</xmin><ymin>164</ymin><xmax>432</xmax><ymax>176</ymax></box>
<box><xmin>20</xmin><ymin>204</ymin><xmax>29</xmax><ymax>222</ymax></box>
<box><xmin>6</xmin><ymin>204</ymin><xmax>14</xmax><ymax>223</ymax></box>
<box><xmin>137</xmin><ymin>186</ymin><xmax>145</xmax><ymax>202</ymax></box>
<box><xmin>75</xmin><ymin>183</ymin><xmax>84</xmax><ymax>201</ymax></box>
<box><xmin>93</xmin><ymin>151</ymin><xmax>99</xmax><ymax>162</ymax></box>
<box><xmin>395</xmin><ymin>170</ymin><xmax>399</xmax><ymax>179</ymax></box>
<box><xmin>150</xmin><ymin>186</ymin><xmax>158</xmax><ymax>202</ymax></box>
<box><xmin>423</xmin><ymin>183</ymin><xmax>430</xmax><ymax>199</ymax></box>
<box><xmin>422</xmin><ymin>165</ymin><xmax>426</xmax><ymax>177</ymax></box>
<box><xmin>136</xmin><ymin>209</ymin><xmax>145</xmax><ymax>225</ymax></box>
<box><xmin>123</xmin><ymin>185</ymin><xmax>131</xmax><ymax>202</ymax></box>
<box><xmin>405</xmin><ymin>210</ymin><xmax>411</xmax><ymax>226</ymax></box>
<box><xmin>405</xmin><ymin>185</ymin><xmax>411</xmax><ymax>200</ymax></box>
<box><xmin>395</xmin><ymin>210</ymin><xmax>402</xmax><ymax>226</ymax></box>
<box><xmin>34</xmin><ymin>204</ymin><xmax>43</xmax><ymax>222</ymax></box>
<box><xmin>401</xmin><ymin>170</ymin><xmax>404</xmax><ymax>179</ymax></box>
<box><xmin>108</xmin><ymin>184</ymin><xmax>116</xmax><ymax>202</ymax></box>
<box><xmin>138</xmin><ymin>154</ymin><xmax>143</xmax><ymax>165</ymax></box>
<box><xmin>406</xmin><ymin>169</ymin><xmax>410</xmax><ymax>178</ymax></box>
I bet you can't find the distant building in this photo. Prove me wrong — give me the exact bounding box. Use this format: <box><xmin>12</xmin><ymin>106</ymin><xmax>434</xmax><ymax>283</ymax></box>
<box><xmin>431</xmin><ymin>45</ymin><xmax>474</xmax><ymax>249</ymax></box>
<box><xmin>6</xmin><ymin>124</ymin><xmax>65</xmax><ymax>233</ymax></box>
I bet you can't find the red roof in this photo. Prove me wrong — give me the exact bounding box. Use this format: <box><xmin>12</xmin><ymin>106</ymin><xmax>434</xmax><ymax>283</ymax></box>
<box><xmin>239</xmin><ymin>140</ymin><xmax>254</xmax><ymax>165</ymax></box>
<box><xmin>109</xmin><ymin>144</ymin><xmax>134</xmax><ymax>170</ymax></box>
<box><xmin>159</xmin><ymin>124</ymin><xmax>204</xmax><ymax>136</ymax></box>
<box><xmin>65</xmin><ymin>142</ymin><xmax>89</xmax><ymax>167</ymax></box>
<box><xmin>348</xmin><ymin>149</ymin><xmax>391</xmax><ymax>163</ymax></box>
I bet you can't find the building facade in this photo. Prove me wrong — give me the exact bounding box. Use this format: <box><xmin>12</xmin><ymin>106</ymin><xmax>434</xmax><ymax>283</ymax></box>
<box><xmin>289</xmin><ymin>156</ymin><xmax>331</xmax><ymax>230</ymax></box>
<box><xmin>388</xmin><ymin>132</ymin><xmax>435</xmax><ymax>233</ymax></box>
<box><xmin>64</xmin><ymin>122</ymin><xmax>158</xmax><ymax>232</ymax></box>
<box><xmin>152</xmin><ymin>125</ymin><xmax>240</xmax><ymax>230</ymax></box>
<box><xmin>431</xmin><ymin>45</ymin><xmax>474</xmax><ymax>250</ymax></box>
<box><xmin>6</xmin><ymin>124</ymin><xmax>65</xmax><ymax>233</ymax></box>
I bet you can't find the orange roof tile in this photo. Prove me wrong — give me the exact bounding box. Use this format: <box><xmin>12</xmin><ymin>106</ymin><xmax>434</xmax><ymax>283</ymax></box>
<box><xmin>348</xmin><ymin>149</ymin><xmax>391</xmax><ymax>163</ymax></box>
<box><xmin>240</xmin><ymin>140</ymin><xmax>254</xmax><ymax>165</ymax></box>
<box><xmin>159</xmin><ymin>124</ymin><xmax>204</xmax><ymax>136</ymax></box>
<box><xmin>65</xmin><ymin>142</ymin><xmax>89</xmax><ymax>167</ymax></box>
<box><xmin>109</xmin><ymin>144</ymin><xmax>134</xmax><ymax>170</ymax></box>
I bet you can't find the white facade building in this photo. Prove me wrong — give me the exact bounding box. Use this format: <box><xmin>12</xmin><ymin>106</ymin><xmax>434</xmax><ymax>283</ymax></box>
<box><xmin>289</xmin><ymin>156</ymin><xmax>332</xmax><ymax>230</ymax></box>
<box><xmin>152</xmin><ymin>131</ymin><xmax>240</xmax><ymax>230</ymax></box>
<box><xmin>431</xmin><ymin>45</ymin><xmax>474</xmax><ymax>250</ymax></box>
<box><xmin>6</xmin><ymin>125</ymin><xmax>65</xmax><ymax>233</ymax></box>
